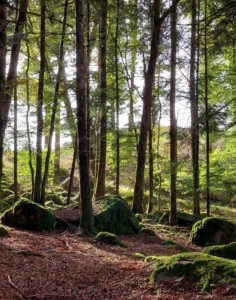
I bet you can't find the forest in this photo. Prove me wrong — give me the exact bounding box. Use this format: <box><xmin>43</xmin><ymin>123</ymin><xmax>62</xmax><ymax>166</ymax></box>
<box><xmin>1</xmin><ymin>0</ymin><xmax>236</xmax><ymax>298</ymax></box>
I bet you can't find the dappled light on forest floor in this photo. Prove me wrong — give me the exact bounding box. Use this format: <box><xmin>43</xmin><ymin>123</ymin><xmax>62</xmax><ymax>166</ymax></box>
<box><xmin>0</xmin><ymin>221</ymin><xmax>235</xmax><ymax>299</ymax></box>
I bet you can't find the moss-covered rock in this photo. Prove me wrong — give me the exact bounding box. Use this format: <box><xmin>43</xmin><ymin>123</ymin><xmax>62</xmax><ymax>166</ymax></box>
<box><xmin>45</xmin><ymin>194</ymin><xmax>65</xmax><ymax>206</ymax></box>
<box><xmin>94</xmin><ymin>195</ymin><xmax>140</xmax><ymax>235</ymax></box>
<box><xmin>141</xmin><ymin>227</ymin><xmax>156</xmax><ymax>236</ymax></box>
<box><xmin>1</xmin><ymin>199</ymin><xmax>70</xmax><ymax>231</ymax></box>
<box><xmin>0</xmin><ymin>226</ymin><xmax>9</xmax><ymax>237</ymax></box>
<box><xmin>163</xmin><ymin>240</ymin><xmax>189</xmax><ymax>252</ymax></box>
<box><xmin>150</xmin><ymin>252</ymin><xmax>236</xmax><ymax>292</ymax></box>
<box><xmin>135</xmin><ymin>213</ymin><xmax>142</xmax><ymax>222</ymax></box>
<box><xmin>189</xmin><ymin>217</ymin><xmax>236</xmax><ymax>247</ymax></box>
<box><xmin>159</xmin><ymin>210</ymin><xmax>202</xmax><ymax>227</ymax></box>
<box><xmin>203</xmin><ymin>242</ymin><xmax>236</xmax><ymax>260</ymax></box>
<box><xmin>94</xmin><ymin>232</ymin><xmax>128</xmax><ymax>248</ymax></box>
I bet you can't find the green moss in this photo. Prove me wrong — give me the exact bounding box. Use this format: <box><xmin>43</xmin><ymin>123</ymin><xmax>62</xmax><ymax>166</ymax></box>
<box><xmin>133</xmin><ymin>252</ymin><xmax>146</xmax><ymax>259</ymax></box>
<box><xmin>1</xmin><ymin>199</ymin><xmax>70</xmax><ymax>232</ymax></box>
<box><xmin>135</xmin><ymin>213</ymin><xmax>142</xmax><ymax>222</ymax></box>
<box><xmin>203</xmin><ymin>242</ymin><xmax>236</xmax><ymax>260</ymax></box>
<box><xmin>189</xmin><ymin>217</ymin><xmax>236</xmax><ymax>247</ymax></box>
<box><xmin>150</xmin><ymin>252</ymin><xmax>236</xmax><ymax>292</ymax></box>
<box><xmin>159</xmin><ymin>210</ymin><xmax>202</xmax><ymax>226</ymax></box>
<box><xmin>163</xmin><ymin>240</ymin><xmax>189</xmax><ymax>252</ymax></box>
<box><xmin>0</xmin><ymin>226</ymin><xmax>9</xmax><ymax>237</ymax></box>
<box><xmin>94</xmin><ymin>232</ymin><xmax>128</xmax><ymax>248</ymax></box>
<box><xmin>94</xmin><ymin>195</ymin><xmax>140</xmax><ymax>235</ymax></box>
<box><xmin>141</xmin><ymin>227</ymin><xmax>156</xmax><ymax>236</ymax></box>
<box><xmin>139</xmin><ymin>222</ymin><xmax>145</xmax><ymax>230</ymax></box>
<box><xmin>45</xmin><ymin>194</ymin><xmax>65</xmax><ymax>206</ymax></box>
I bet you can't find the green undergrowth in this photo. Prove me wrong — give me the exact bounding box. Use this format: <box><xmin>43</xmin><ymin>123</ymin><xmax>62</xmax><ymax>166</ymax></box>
<box><xmin>94</xmin><ymin>232</ymin><xmax>128</xmax><ymax>248</ymax></box>
<box><xmin>203</xmin><ymin>242</ymin><xmax>236</xmax><ymax>260</ymax></box>
<box><xmin>150</xmin><ymin>252</ymin><xmax>236</xmax><ymax>292</ymax></box>
<box><xmin>163</xmin><ymin>240</ymin><xmax>189</xmax><ymax>252</ymax></box>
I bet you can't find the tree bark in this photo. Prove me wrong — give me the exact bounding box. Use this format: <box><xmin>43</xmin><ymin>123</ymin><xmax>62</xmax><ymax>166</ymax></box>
<box><xmin>95</xmin><ymin>0</ymin><xmax>107</xmax><ymax>199</ymax></box>
<box><xmin>0</xmin><ymin>0</ymin><xmax>28</xmax><ymax>198</ymax></box>
<box><xmin>169</xmin><ymin>0</ymin><xmax>177</xmax><ymax>226</ymax></box>
<box><xmin>41</xmin><ymin>0</ymin><xmax>68</xmax><ymax>205</ymax></box>
<box><xmin>133</xmin><ymin>0</ymin><xmax>180</xmax><ymax>214</ymax></box>
<box><xmin>204</xmin><ymin>0</ymin><xmax>210</xmax><ymax>216</ymax></box>
<box><xmin>25</xmin><ymin>38</ymin><xmax>34</xmax><ymax>200</ymax></box>
<box><xmin>0</xmin><ymin>0</ymin><xmax>6</xmax><ymax>200</ymax></box>
<box><xmin>76</xmin><ymin>0</ymin><xmax>95</xmax><ymax>235</ymax></box>
<box><xmin>190</xmin><ymin>0</ymin><xmax>200</xmax><ymax>215</ymax></box>
<box><xmin>115</xmin><ymin>0</ymin><xmax>120</xmax><ymax>195</ymax></box>
<box><xmin>34</xmin><ymin>0</ymin><xmax>45</xmax><ymax>204</ymax></box>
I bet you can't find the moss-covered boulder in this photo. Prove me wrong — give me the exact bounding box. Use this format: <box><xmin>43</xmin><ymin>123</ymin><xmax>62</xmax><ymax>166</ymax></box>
<box><xmin>1</xmin><ymin>199</ymin><xmax>70</xmax><ymax>231</ymax></box>
<box><xmin>203</xmin><ymin>242</ymin><xmax>236</xmax><ymax>260</ymax></box>
<box><xmin>0</xmin><ymin>226</ymin><xmax>9</xmax><ymax>237</ymax></box>
<box><xmin>94</xmin><ymin>232</ymin><xmax>128</xmax><ymax>248</ymax></box>
<box><xmin>94</xmin><ymin>195</ymin><xmax>140</xmax><ymax>235</ymax></box>
<box><xmin>163</xmin><ymin>240</ymin><xmax>189</xmax><ymax>252</ymax></box>
<box><xmin>150</xmin><ymin>252</ymin><xmax>236</xmax><ymax>292</ymax></box>
<box><xmin>189</xmin><ymin>217</ymin><xmax>236</xmax><ymax>247</ymax></box>
<box><xmin>159</xmin><ymin>210</ymin><xmax>202</xmax><ymax>227</ymax></box>
<box><xmin>45</xmin><ymin>194</ymin><xmax>65</xmax><ymax>206</ymax></box>
<box><xmin>141</xmin><ymin>227</ymin><xmax>156</xmax><ymax>236</ymax></box>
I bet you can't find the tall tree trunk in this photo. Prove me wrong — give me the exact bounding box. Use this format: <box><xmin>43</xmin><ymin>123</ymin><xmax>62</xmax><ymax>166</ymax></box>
<box><xmin>115</xmin><ymin>0</ymin><xmax>120</xmax><ymax>195</ymax></box>
<box><xmin>76</xmin><ymin>0</ymin><xmax>95</xmax><ymax>235</ymax></box>
<box><xmin>169</xmin><ymin>0</ymin><xmax>177</xmax><ymax>226</ymax></box>
<box><xmin>0</xmin><ymin>0</ymin><xmax>28</xmax><ymax>198</ymax></box>
<box><xmin>67</xmin><ymin>136</ymin><xmax>77</xmax><ymax>205</ymax></box>
<box><xmin>204</xmin><ymin>0</ymin><xmax>210</xmax><ymax>216</ymax></box>
<box><xmin>54</xmin><ymin>110</ymin><xmax>61</xmax><ymax>172</ymax></box>
<box><xmin>128</xmin><ymin>0</ymin><xmax>137</xmax><ymax>131</ymax></box>
<box><xmin>41</xmin><ymin>0</ymin><xmax>68</xmax><ymax>205</ymax></box>
<box><xmin>34</xmin><ymin>0</ymin><xmax>46</xmax><ymax>204</ymax></box>
<box><xmin>86</xmin><ymin>0</ymin><xmax>91</xmax><ymax>174</ymax></box>
<box><xmin>0</xmin><ymin>1</ymin><xmax>6</xmax><ymax>200</ymax></box>
<box><xmin>133</xmin><ymin>0</ymin><xmax>180</xmax><ymax>214</ymax></box>
<box><xmin>147</xmin><ymin>125</ymin><xmax>154</xmax><ymax>213</ymax></box>
<box><xmin>96</xmin><ymin>0</ymin><xmax>107</xmax><ymax>199</ymax></box>
<box><xmin>190</xmin><ymin>0</ymin><xmax>200</xmax><ymax>215</ymax></box>
<box><xmin>25</xmin><ymin>39</ymin><xmax>34</xmax><ymax>200</ymax></box>
<box><xmin>14</xmin><ymin>86</ymin><xmax>18</xmax><ymax>202</ymax></box>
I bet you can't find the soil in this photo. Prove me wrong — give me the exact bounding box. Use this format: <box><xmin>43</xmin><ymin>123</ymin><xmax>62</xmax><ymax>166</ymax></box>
<box><xmin>0</xmin><ymin>209</ymin><xmax>235</xmax><ymax>299</ymax></box>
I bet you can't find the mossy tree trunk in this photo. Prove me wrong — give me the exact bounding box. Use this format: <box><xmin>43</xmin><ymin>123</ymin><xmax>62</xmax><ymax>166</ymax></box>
<box><xmin>76</xmin><ymin>0</ymin><xmax>95</xmax><ymax>236</ymax></box>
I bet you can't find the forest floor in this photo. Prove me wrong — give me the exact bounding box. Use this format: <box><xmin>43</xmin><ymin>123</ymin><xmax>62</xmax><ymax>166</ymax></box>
<box><xmin>0</xmin><ymin>209</ymin><xmax>236</xmax><ymax>299</ymax></box>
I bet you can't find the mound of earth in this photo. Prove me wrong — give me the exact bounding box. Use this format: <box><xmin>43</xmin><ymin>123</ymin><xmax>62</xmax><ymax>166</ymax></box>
<box><xmin>150</xmin><ymin>252</ymin><xmax>236</xmax><ymax>292</ymax></box>
<box><xmin>189</xmin><ymin>217</ymin><xmax>236</xmax><ymax>247</ymax></box>
<box><xmin>94</xmin><ymin>195</ymin><xmax>140</xmax><ymax>235</ymax></box>
<box><xmin>1</xmin><ymin>199</ymin><xmax>70</xmax><ymax>231</ymax></box>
